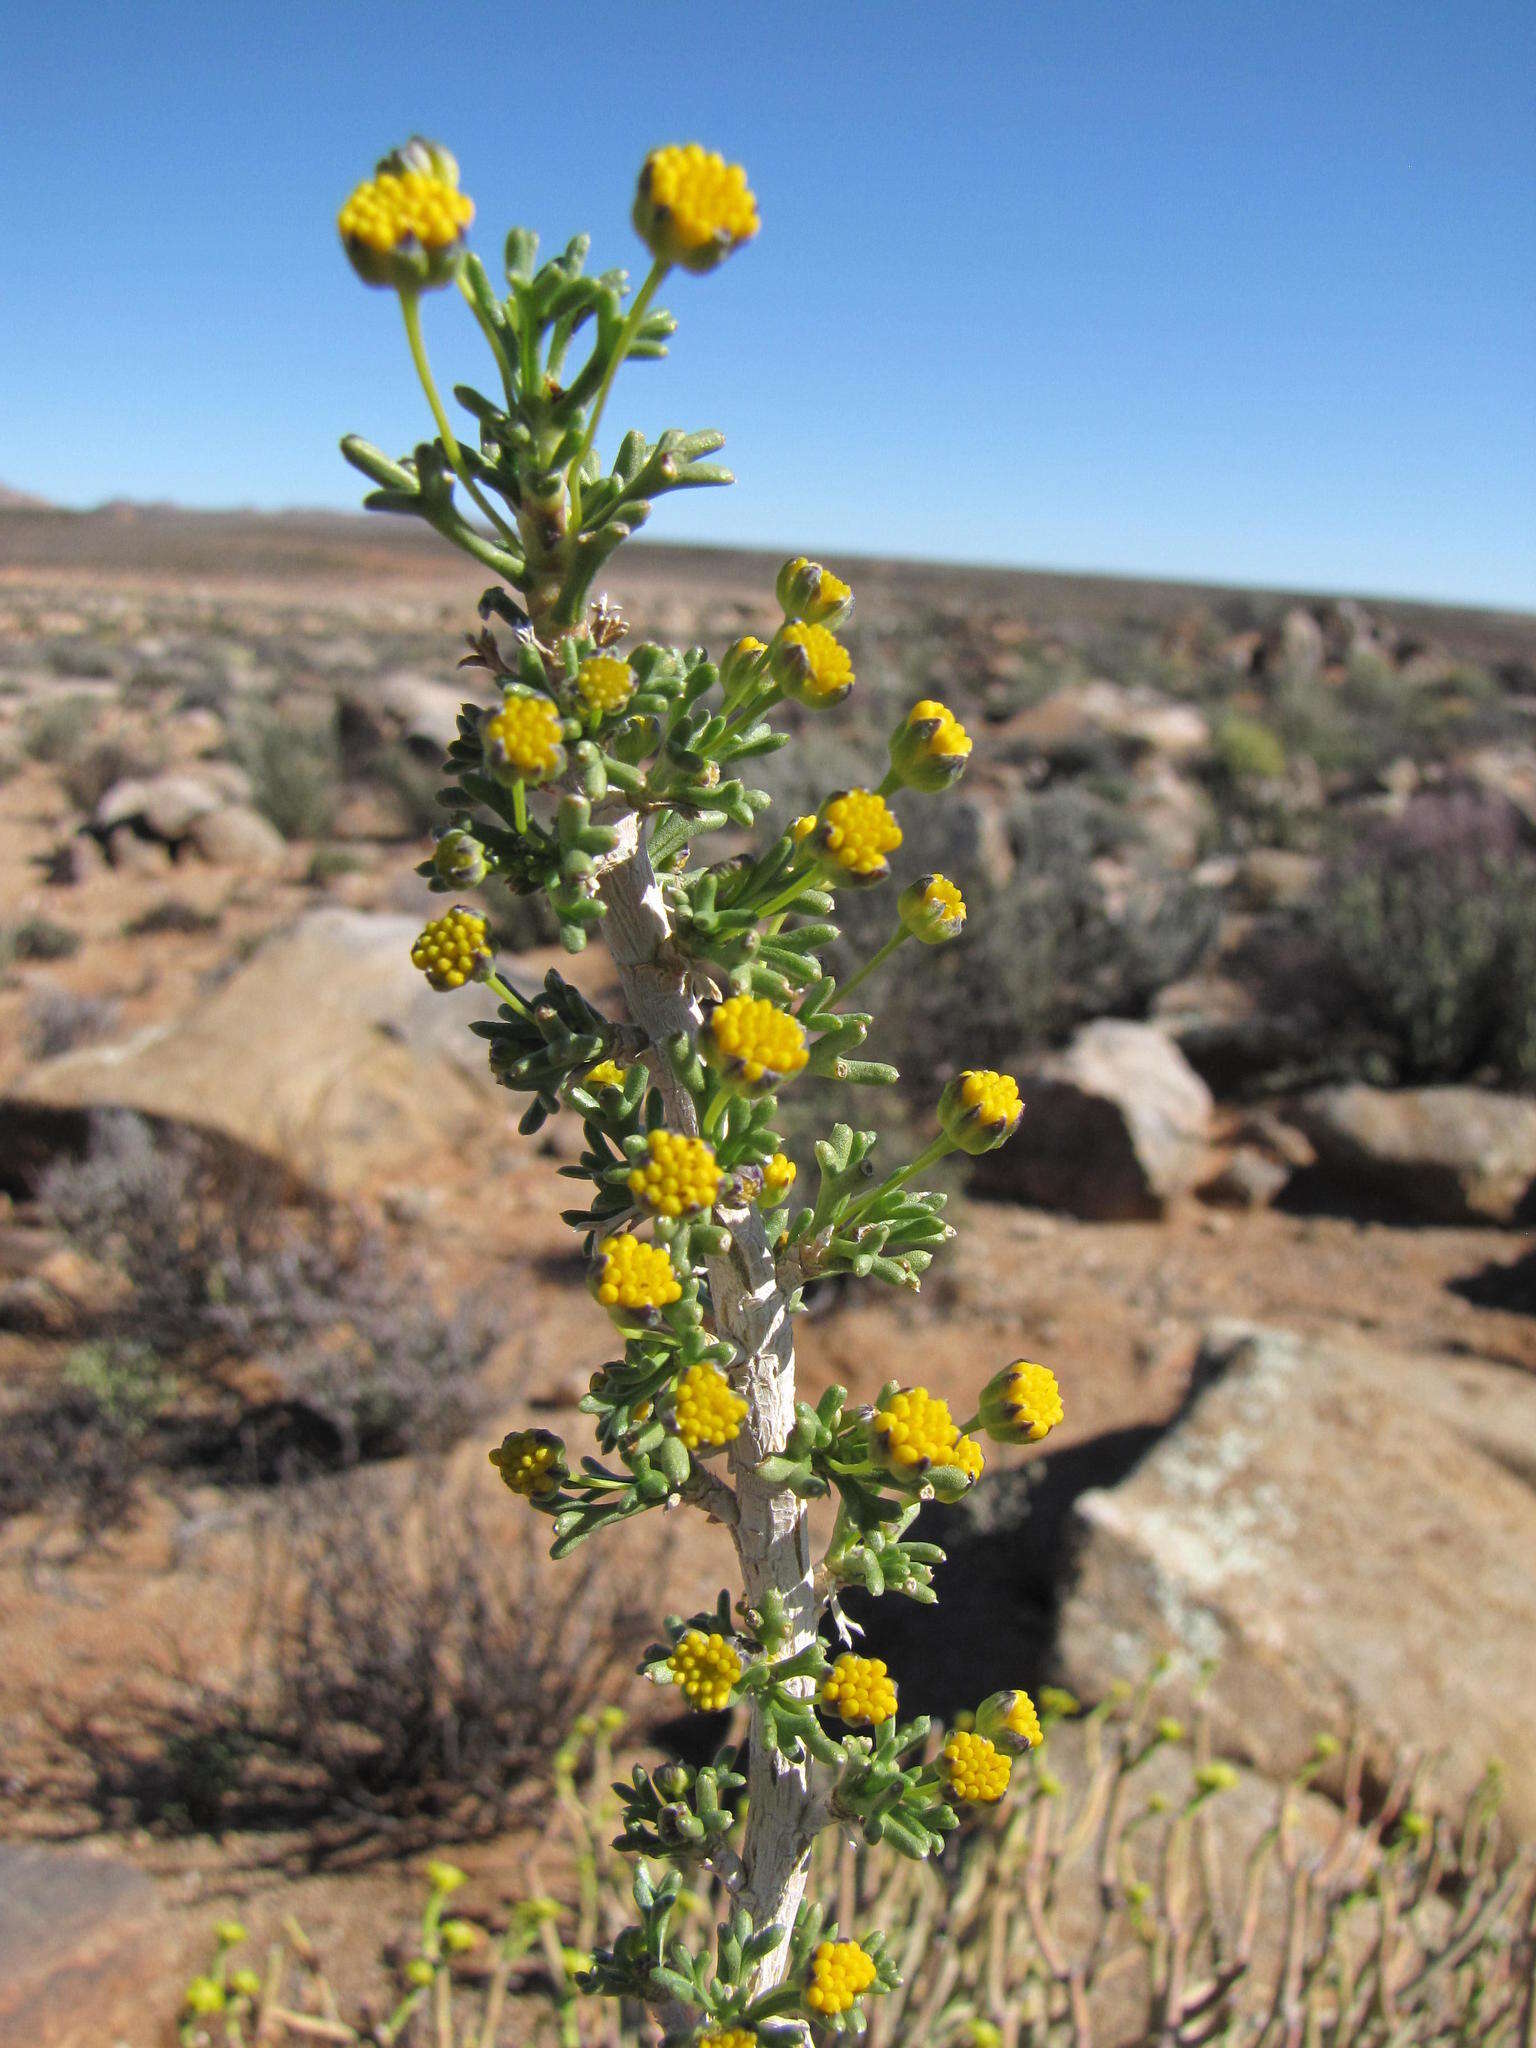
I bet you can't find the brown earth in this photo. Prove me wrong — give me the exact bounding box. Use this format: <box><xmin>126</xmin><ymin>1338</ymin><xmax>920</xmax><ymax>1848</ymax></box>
<box><xmin>2</xmin><ymin>508</ymin><xmax>1535</xmax><ymax>2039</ymax></box>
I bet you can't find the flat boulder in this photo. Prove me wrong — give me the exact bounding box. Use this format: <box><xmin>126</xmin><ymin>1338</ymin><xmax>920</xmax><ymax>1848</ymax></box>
<box><xmin>975</xmin><ymin>1019</ymin><xmax>1213</xmax><ymax>1219</ymax></box>
<box><xmin>1056</xmin><ymin>1323</ymin><xmax>1536</xmax><ymax>1834</ymax></box>
<box><xmin>2</xmin><ymin>908</ymin><xmax>510</xmax><ymax>1192</ymax></box>
<box><xmin>1290</xmin><ymin>1082</ymin><xmax>1536</xmax><ymax>1223</ymax></box>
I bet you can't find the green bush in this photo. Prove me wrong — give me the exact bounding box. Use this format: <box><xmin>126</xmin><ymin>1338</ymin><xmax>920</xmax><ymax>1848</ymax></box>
<box><xmin>1213</xmin><ymin>712</ymin><xmax>1285</xmax><ymax>783</ymax></box>
<box><xmin>232</xmin><ymin>707</ymin><xmax>340</xmax><ymax>840</ymax></box>
<box><xmin>1319</xmin><ymin>795</ymin><xmax>1536</xmax><ymax>1088</ymax></box>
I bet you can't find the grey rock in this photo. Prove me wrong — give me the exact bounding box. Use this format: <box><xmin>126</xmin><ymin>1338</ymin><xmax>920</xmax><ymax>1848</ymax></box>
<box><xmin>976</xmin><ymin>1019</ymin><xmax>1214</xmax><ymax>1219</ymax></box>
<box><xmin>186</xmin><ymin>803</ymin><xmax>287</xmax><ymax>870</ymax></box>
<box><xmin>1056</xmin><ymin>1322</ymin><xmax>1536</xmax><ymax>1834</ymax></box>
<box><xmin>0</xmin><ymin>1843</ymin><xmax>165</xmax><ymax>2043</ymax></box>
<box><xmin>1290</xmin><ymin>1082</ymin><xmax>1536</xmax><ymax>1223</ymax></box>
<box><xmin>94</xmin><ymin>765</ymin><xmax>251</xmax><ymax>840</ymax></box>
<box><xmin>1200</xmin><ymin>1145</ymin><xmax>1291</xmax><ymax>1210</ymax></box>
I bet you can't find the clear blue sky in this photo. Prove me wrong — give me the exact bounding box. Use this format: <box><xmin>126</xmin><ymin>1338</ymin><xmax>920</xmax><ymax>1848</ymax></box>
<box><xmin>5</xmin><ymin>1</ymin><xmax>1534</xmax><ymax>607</ymax></box>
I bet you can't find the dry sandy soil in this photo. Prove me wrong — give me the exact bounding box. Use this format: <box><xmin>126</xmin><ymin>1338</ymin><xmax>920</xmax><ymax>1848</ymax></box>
<box><xmin>3</xmin><ymin>505</ymin><xmax>1535</xmax><ymax>2040</ymax></box>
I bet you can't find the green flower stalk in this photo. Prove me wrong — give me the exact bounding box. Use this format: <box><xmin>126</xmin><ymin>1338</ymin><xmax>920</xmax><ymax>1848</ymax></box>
<box><xmin>336</xmin><ymin>138</ymin><xmax>1063</xmax><ymax>2040</ymax></box>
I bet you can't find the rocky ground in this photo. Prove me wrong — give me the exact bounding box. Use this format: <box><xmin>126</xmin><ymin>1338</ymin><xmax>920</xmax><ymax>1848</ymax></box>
<box><xmin>2</xmin><ymin>503</ymin><xmax>1535</xmax><ymax>2039</ymax></box>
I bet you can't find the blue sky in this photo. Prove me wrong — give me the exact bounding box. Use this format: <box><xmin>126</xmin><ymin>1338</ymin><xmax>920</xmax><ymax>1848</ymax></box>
<box><xmin>4</xmin><ymin>1</ymin><xmax>1534</xmax><ymax>607</ymax></box>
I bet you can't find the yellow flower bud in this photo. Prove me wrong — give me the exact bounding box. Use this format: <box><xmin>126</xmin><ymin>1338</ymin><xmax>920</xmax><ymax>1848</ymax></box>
<box><xmin>634</xmin><ymin>145</ymin><xmax>759</xmax><ymax>273</ymax></box>
<box><xmin>941</xmin><ymin>1729</ymin><xmax>1012</xmax><ymax>1803</ymax></box>
<box><xmin>338</xmin><ymin>140</ymin><xmax>474</xmax><ymax>292</ymax></box>
<box><xmin>888</xmin><ymin>698</ymin><xmax>972</xmax><ymax>792</ymax></box>
<box><xmin>898</xmin><ymin>873</ymin><xmax>966</xmax><ymax>944</ymax></box>
<box><xmin>976</xmin><ymin>1689</ymin><xmax>1043</xmax><ymax>1754</ymax></box>
<box><xmin>812</xmin><ymin>788</ymin><xmax>901</xmax><ymax>883</ymax></box>
<box><xmin>673</xmin><ymin>1363</ymin><xmax>748</xmax><ymax>1449</ymax></box>
<box><xmin>592</xmin><ymin>1233</ymin><xmax>683</xmax><ymax>1317</ymax></box>
<box><xmin>665</xmin><ymin>1629</ymin><xmax>742</xmax><ymax>1710</ymax></box>
<box><xmin>771</xmin><ymin>621</ymin><xmax>855</xmax><ymax>707</ymax></box>
<box><xmin>977</xmin><ymin>1360</ymin><xmax>1063</xmax><ymax>1445</ymax></box>
<box><xmin>804</xmin><ymin>1939</ymin><xmax>877</xmax><ymax>2015</ymax></box>
<box><xmin>775</xmin><ymin>556</ymin><xmax>853</xmax><ymax>629</ymax></box>
<box><xmin>705</xmin><ymin>994</ymin><xmax>809</xmax><ymax>1094</ymax></box>
<box><xmin>821</xmin><ymin>1653</ymin><xmax>898</xmax><ymax>1727</ymax></box>
<box><xmin>937</xmin><ymin>1069</ymin><xmax>1023</xmax><ymax>1154</ymax></box>
<box><xmin>575</xmin><ymin>656</ymin><xmax>635</xmax><ymax>718</ymax></box>
<box><xmin>627</xmin><ymin>1129</ymin><xmax>722</xmax><ymax>1218</ymax></box>
<box><xmin>410</xmin><ymin>906</ymin><xmax>492</xmax><ymax>991</ymax></box>
<box><xmin>489</xmin><ymin>1428</ymin><xmax>567</xmax><ymax>1499</ymax></box>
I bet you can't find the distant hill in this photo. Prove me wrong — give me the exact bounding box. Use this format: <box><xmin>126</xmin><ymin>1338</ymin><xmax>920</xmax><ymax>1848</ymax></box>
<box><xmin>0</xmin><ymin>496</ymin><xmax>1530</xmax><ymax>669</ymax></box>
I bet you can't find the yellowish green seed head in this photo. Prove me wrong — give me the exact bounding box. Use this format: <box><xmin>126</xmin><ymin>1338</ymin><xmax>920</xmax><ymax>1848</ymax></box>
<box><xmin>673</xmin><ymin>1363</ymin><xmax>748</xmax><ymax>1450</ymax></box>
<box><xmin>482</xmin><ymin>690</ymin><xmax>567</xmax><ymax>785</ymax></box>
<box><xmin>627</xmin><ymin>1129</ymin><xmax>722</xmax><ymax>1218</ymax></box>
<box><xmin>229</xmin><ymin>1968</ymin><xmax>262</xmax><ymax>2000</ymax></box>
<box><xmin>898</xmin><ymin>873</ymin><xmax>967</xmax><ymax>944</ymax></box>
<box><xmin>634</xmin><ymin>144</ymin><xmax>759</xmax><ymax>273</ymax></box>
<box><xmin>424</xmin><ymin>1859</ymin><xmax>467</xmax><ymax>1894</ymax></box>
<box><xmin>441</xmin><ymin>1918</ymin><xmax>481</xmax><ymax>1952</ymax></box>
<box><xmin>821</xmin><ymin>1653</ymin><xmax>899</xmax><ymax>1726</ymax></box>
<box><xmin>405</xmin><ymin>1958</ymin><xmax>436</xmax><ymax>1988</ymax></box>
<box><xmin>706</xmin><ymin>994</ymin><xmax>809</xmax><ymax>1092</ymax></box>
<box><xmin>978</xmin><ymin>1359</ymin><xmax>1063</xmax><ymax>1445</ymax></box>
<box><xmin>576</xmin><ymin>655</ymin><xmax>636</xmax><ymax>717</ymax></box>
<box><xmin>938</xmin><ymin>1068</ymin><xmax>1024</xmax><ymax>1154</ymax></box>
<box><xmin>775</xmin><ymin>556</ymin><xmax>854</xmax><ymax>629</ymax></box>
<box><xmin>942</xmin><ymin>1729</ymin><xmax>1012</xmax><ymax>1803</ymax></box>
<box><xmin>773</xmin><ymin>620</ymin><xmax>856</xmax><ymax>706</ymax></box>
<box><xmin>814</xmin><ymin>788</ymin><xmax>902</xmax><ymax>881</ymax></box>
<box><xmin>594</xmin><ymin>1233</ymin><xmax>683</xmax><ymax>1314</ymax></box>
<box><xmin>184</xmin><ymin>1975</ymin><xmax>226</xmax><ymax>2015</ymax></box>
<box><xmin>411</xmin><ymin>906</ymin><xmax>492</xmax><ymax>991</ymax></box>
<box><xmin>489</xmin><ymin>1428</ymin><xmax>566</xmax><ymax>1499</ymax></box>
<box><xmin>666</xmin><ymin>1629</ymin><xmax>743</xmax><ymax>1710</ymax></box>
<box><xmin>338</xmin><ymin>141</ymin><xmax>474</xmax><ymax>290</ymax></box>
<box><xmin>214</xmin><ymin>1920</ymin><xmax>248</xmax><ymax>1949</ymax></box>
<box><xmin>804</xmin><ymin>1939</ymin><xmax>877</xmax><ymax>2016</ymax></box>
<box><xmin>756</xmin><ymin>1151</ymin><xmax>797</xmax><ymax>1203</ymax></box>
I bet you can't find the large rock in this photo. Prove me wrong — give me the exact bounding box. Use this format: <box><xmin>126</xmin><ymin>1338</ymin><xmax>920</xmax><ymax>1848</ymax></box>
<box><xmin>94</xmin><ymin>764</ymin><xmax>251</xmax><ymax>840</ymax></box>
<box><xmin>1290</xmin><ymin>1082</ymin><xmax>1536</xmax><ymax>1223</ymax></box>
<box><xmin>2</xmin><ymin>908</ymin><xmax>512</xmax><ymax>1192</ymax></box>
<box><xmin>0</xmin><ymin>1844</ymin><xmax>166</xmax><ymax>2044</ymax></box>
<box><xmin>185</xmin><ymin>802</ymin><xmax>287</xmax><ymax>870</ymax></box>
<box><xmin>1056</xmin><ymin>1324</ymin><xmax>1536</xmax><ymax>1833</ymax></box>
<box><xmin>976</xmin><ymin>1020</ymin><xmax>1213</xmax><ymax>1218</ymax></box>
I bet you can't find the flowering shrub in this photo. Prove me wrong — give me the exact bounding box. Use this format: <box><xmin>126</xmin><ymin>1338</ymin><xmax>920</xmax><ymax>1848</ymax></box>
<box><xmin>332</xmin><ymin>137</ymin><xmax>1068</xmax><ymax>2042</ymax></box>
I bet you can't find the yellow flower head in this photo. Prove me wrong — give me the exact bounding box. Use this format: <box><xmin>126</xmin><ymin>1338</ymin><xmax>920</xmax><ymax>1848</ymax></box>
<box><xmin>483</xmin><ymin>690</ymin><xmax>566</xmax><ymax>786</ymax></box>
<box><xmin>489</xmin><ymin>1427</ymin><xmax>566</xmax><ymax>1499</ymax></box>
<box><xmin>666</xmin><ymin>1629</ymin><xmax>743</xmax><ymax>1710</ymax></box>
<box><xmin>628</xmin><ymin>1129</ymin><xmax>722</xmax><ymax>1217</ymax></box>
<box><xmin>979</xmin><ymin>1360</ymin><xmax>1063</xmax><ymax>1445</ymax></box>
<box><xmin>410</xmin><ymin>905</ymin><xmax>491</xmax><ymax>991</ymax></box>
<box><xmin>582</xmin><ymin>1058</ymin><xmax>630</xmax><ymax>1092</ymax></box>
<box><xmin>673</xmin><ymin>1363</ymin><xmax>748</xmax><ymax>1450</ymax></box>
<box><xmin>699</xmin><ymin>2030</ymin><xmax>757</xmax><ymax>2048</ymax></box>
<box><xmin>942</xmin><ymin>1730</ymin><xmax>1012</xmax><ymax>1804</ymax></box>
<box><xmin>870</xmin><ymin>1385</ymin><xmax>965</xmax><ymax>1475</ymax></box>
<box><xmin>938</xmin><ymin>1069</ymin><xmax>1024</xmax><ymax>1154</ymax></box>
<box><xmin>821</xmin><ymin>1653</ymin><xmax>898</xmax><ymax>1727</ymax></box>
<box><xmin>976</xmin><ymin>1688</ymin><xmax>1044</xmax><ymax>1754</ymax></box>
<box><xmin>594</xmin><ymin>1234</ymin><xmax>683</xmax><ymax>1315</ymax></box>
<box><xmin>720</xmin><ymin>635</ymin><xmax>768</xmax><ymax>693</ymax></box>
<box><xmin>338</xmin><ymin>140</ymin><xmax>474</xmax><ymax>290</ymax></box>
<box><xmin>814</xmin><ymin>789</ymin><xmax>902</xmax><ymax>882</ymax></box>
<box><xmin>898</xmin><ymin>873</ymin><xmax>967</xmax><ymax>944</ymax></box>
<box><xmin>790</xmin><ymin>814</ymin><xmax>817</xmax><ymax>844</ymax></box>
<box><xmin>805</xmin><ymin>1940</ymin><xmax>877</xmax><ymax>2016</ymax></box>
<box><xmin>889</xmin><ymin>698</ymin><xmax>973</xmax><ymax>792</ymax></box>
<box><xmin>706</xmin><ymin>994</ymin><xmax>809</xmax><ymax>1092</ymax></box>
<box><xmin>635</xmin><ymin>145</ymin><xmax>759</xmax><ymax>273</ymax></box>
<box><xmin>773</xmin><ymin>621</ymin><xmax>855</xmax><ymax>707</ymax></box>
<box><xmin>576</xmin><ymin>655</ymin><xmax>635</xmax><ymax>718</ymax></box>
<box><xmin>757</xmin><ymin>1152</ymin><xmax>797</xmax><ymax>1204</ymax></box>
<box><xmin>776</xmin><ymin>557</ymin><xmax>853</xmax><ymax>629</ymax></box>
<box><xmin>184</xmin><ymin>1976</ymin><xmax>226</xmax><ymax>2015</ymax></box>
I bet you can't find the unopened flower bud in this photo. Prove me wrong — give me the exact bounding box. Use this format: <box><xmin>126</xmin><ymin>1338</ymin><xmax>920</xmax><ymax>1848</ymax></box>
<box><xmin>634</xmin><ymin>145</ymin><xmax>759</xmax><ymax>274</ymax></box>
<box><xmin>441</xmin><ymin>1918</ymin><xmax>480</xmax><ymax>1952</ymax></box>
<box><xmin>770</xmin><ymin>622</ymin><xmax>855</xmax><ymax>708</ymax></box>
<box><xmin>898</xmin><ymin>874</ymin><xmax>966</xmax><ymax>944</ymax></box>
<box><xmin>184</xmin><ymin>1977</ymin><xmax>226</xmax><ymax>2015</ymax></box>
<box><xmin>405</xmin><ymin>1958</ymin><xmax>436</xmax><ymax>1988</ymax></box>
<box><xmin>433</xmin><ymin>827</ymin><xmax>489</xmax><ymax>888</ymax></box>
<box><xmin>937</xmin><ymin>1069</ymin><xmax>1023</xmax><ymax>1154</ymax></box>
<box><xmin>975</xmin><ymin>1689</ymin><xmax>1044</xmax><ymax>1755</ymax></box>
<box><xmin>230</xmin><ymin>1969</ymin><xmax>262</xmax><ymax>2000</ymax></box>
<box><xmin>977</xmin><ymin>1360</ymin><xmax>1062</xmax><ymax>1445</ymax></box>
<box><xmin>887</xmin><ymin>698</ymin><xmax>972</xmax><ymax>792</ymax></box>
<box><xmin>720</xmin><ymin>636</ymin><xmax>768</xmax><ymax>693</ymax></box>
<box><xmin>214</xmin><ymin>1920</ymin><xmax>248</xmax><ymax>1949</ymax></box>
<box><xmin>424</xmin><ymin>1860</ymin><xmax>467</xmax><ymax>1894</ymax></box>
<box><xmin>489</xmin><ymin>1428</ymin><xmax>567</xmax><ymax>1499</ymax></box>
<box><xmin>1194</xmin><ymin>1761</ymin><xmax>1240</xmax><ymax>1795</ymax></box>
<box><xmin>775</xmin><ymin>556</ymin><xmax>853</xmax><ymax>629</ymax></box>
<box><xmin>338</xmin><ymin>139</ymin><xmax>474</xmax><ymax>292</ymax></box>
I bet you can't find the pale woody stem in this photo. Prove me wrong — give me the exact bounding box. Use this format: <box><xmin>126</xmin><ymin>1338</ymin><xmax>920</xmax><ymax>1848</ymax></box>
<box><xmin>597</xmin><ymin>818</ymin><xmax>817</xmax><ymax>2017</ymax></box>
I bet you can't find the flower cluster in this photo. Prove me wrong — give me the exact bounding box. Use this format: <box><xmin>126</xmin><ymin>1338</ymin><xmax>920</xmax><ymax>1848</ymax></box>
<box><xmin>774</xmin><ymin>621</ymin><xmax>855</xmax><ymax>705</ymax></box>
<box><xmin>634</xmin><ymin>144</ymin><xmax>759</xmax><ymax>272</ymax></box>
<box><xmin>666</xmin><ymin>1629</ymin><xmax>743</xmax><ymax>1710</ymax></box>
<box><xmin>576</xmin><ymin>655</ymin><xmax>635</xmax><ymax>716</ymax></box>
<box><xmin>673</xmin><ymin>1363</ymin><xmax>748</xmax><ymax>1450</ymax></box>
<box><xmin>483</xmin><ymin>691</ymin><xmax>566</xmax><ymax>782</ymax></box>
<box><xmin>820</xmin><ymin>1654</ymin><xmax>899</xmax><ymax>1727</ymax></box>
<box><xmin>871</xmin><ymin>1385</ymin><xmax>984</xmax><ymax>1482</ymax></box>
<box><xmin>815</xmin><ymin>788</ymin><xmax>903</xmax><ymax>880</ymax></box>
<box><xmin>338</xmin><ymin>151</ymin><xmax>474</xmax><ymax>290</ymax></box>
<box><xmin>941</xmin><ymin>1730</ymin><xmax>1012</xmax><ymax>1804</ymax></box>
<box><xmin>489</xmin><ymin>1428</ymin><xmax>566</xmax><ymax>1499</ymax></box>
<box><xmin>979</xmin><ymin>1359</ymin><xmax>1064</xmax><ymax>1444</ymax></box>
<box><xmin>805</xmin><ymin>1941</ymin><xmax>877</xmax><ymax>2016</ymax></box>
<box><xmin>594</xmin><ymin>1234</ymin><xmax>682</xmax><ymax>1314</ymax></box>
<box><xmin>706</xmin><ymin>994</ymin><xmax>809</xmax><ymax>1089</ymax></box>
<box><xmin>410</xmin><ymin>906</ymin><xmax>491</xmax><ymax>990</ymax></box>
<box><xmin>699</xmin><ymin>2030</ymin><xmax>757</xmax><ymax>2048</ymax></box>
<box><xmin>627</xmin><ymin>1129</ymin><xmax>722</xmax><ymax>1217</ymax></box>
